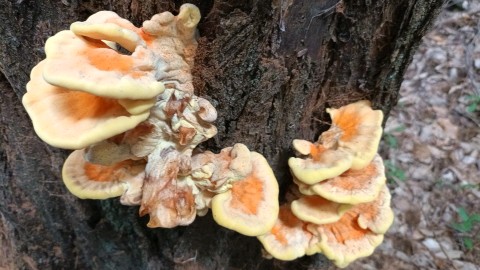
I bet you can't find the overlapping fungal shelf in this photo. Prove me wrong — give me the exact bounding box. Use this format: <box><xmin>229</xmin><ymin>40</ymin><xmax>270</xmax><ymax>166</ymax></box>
<box><xmin>22</xmin><ymin>3</ymin><xmax>392</xmax><ymax>267</ymax></box>
<box><xmin>22</xmin><ymin>4</ymin><xmax>279</xmax><ymax>233</ymax></box>
<box><xmin>258</xmin><ymin>101</ymin><xmax>394</xmax><ymax>268</ymax></box>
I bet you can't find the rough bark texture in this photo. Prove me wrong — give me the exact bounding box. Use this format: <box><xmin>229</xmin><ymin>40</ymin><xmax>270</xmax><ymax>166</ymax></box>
<box><xmin>0</xmin><ymin>0</ymin><xmax>442</xmax><ymax>269</ymax></box>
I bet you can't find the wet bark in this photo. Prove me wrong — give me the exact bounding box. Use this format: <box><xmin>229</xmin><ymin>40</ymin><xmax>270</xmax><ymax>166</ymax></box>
<box><xmin>0</xmin><ymin>0</ymin><xmax>443</xmax><ymax>269</ymax></box>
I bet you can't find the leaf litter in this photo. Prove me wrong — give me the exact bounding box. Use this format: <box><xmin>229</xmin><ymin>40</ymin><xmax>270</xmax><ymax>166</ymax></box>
<box><xmin>346</xmin><ymin>3</ymin><xmax>480</xmax><ymax>270</ymax></box>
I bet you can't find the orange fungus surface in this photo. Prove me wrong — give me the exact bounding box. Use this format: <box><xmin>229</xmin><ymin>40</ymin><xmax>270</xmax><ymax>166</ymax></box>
<box><xmin>85</xmin><ymin>48</ymin><xmax>134</xmax><ymax>73</ymax></box>
<box><xmin>303</xmin><ymin>195</ymin><xmax>332</xmax><ymax>207</ymax></box>
<box><xmin>84</xmin><ymin>160</ymin><xmax>133</xmax><ymax>182</ymax></box>
<box><xmin>310</xmin><ymin>144</ymin><xmax>327</xmax><ymax>161</ymax></box>
<box><xmin>272</xmin><ymin>207</ymin><xmax>305</xmax><ymax>245</ymax></box>
<box><xmin>330</xmin><ymin>162</ymin><xmax>377</xmax><ymax>190</ymax></box>
<box><xmin>230</xmin><ymin>174</ymin><xmax>263</xmax><ymax>215</ymax></box>
<box><xmin>59</xmin><ymin>91</ymin><xmax>126</xmax><ymax>120</ymax></box>
<box><xmin>332</xmin><ymin>109</ymin><xmax>360</xmax><ymax>142</ymax></box>
<box><xmin>322</xmin><ymin>211</ymin><xmax>369</xmax><ymax>244</ymax></box>
<box><xmin>271</xmin><ymin>224</ymin><xmax>288</xmax><ymax>245</ymax></box>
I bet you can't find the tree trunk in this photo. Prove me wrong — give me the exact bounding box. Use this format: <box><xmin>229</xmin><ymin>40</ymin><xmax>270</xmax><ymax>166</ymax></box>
<box><xmin>0</xmin><ymin>0</ymin><xmax>442</xmax><ymax>269</ymax></box>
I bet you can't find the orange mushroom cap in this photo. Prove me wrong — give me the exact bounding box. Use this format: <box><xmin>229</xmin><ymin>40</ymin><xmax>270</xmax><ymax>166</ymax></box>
<box><xmin>62</xmin><ymin>149</ymin><xmax>145</xmax><ymax>205</ymax></box>
<box><xmin>42</xmin><ymin>30</ymin><xmax>164</xmax><ymax>100</ymax></box>
<box><xmin>289</xmin><ymin>140</ymin><xmax>353</xmax><ymax>185</ymax></box>
<box><xmin>71</xmin><ymin>11</ymin><xmax>145</xmax><ymax>52</ymax></box>
<box><xmin>257</xmin><ymin>205</ymin><xmax>320</xmax><ymax>261</ymax></box>
<box><xmin>307</xmin><ymin>186</ymin><xmax>394</xmax><ymax>268</ymax></box>
<box><xmin>22</xmin><ymin>61</ymin><xmax>152</xmax><ymax>149</ymax></box>
<box><xmin>304</xmin><ymin>154</ymin><xmax>386</xmax><ymax>204</ymax></box>
<box><xmin>211</xmin><ymin>146</ymin><xmax>279</xmax><ymax>236</ymax></box>
<box><xmin>291</xmin><ymin>195</ymin><xmax>352</xmax><ymax>225</ymax></box>
<box><xmin>321</xmin><ymin>100</ymin><xmax>383</xmax><ymax>170</ymax></box>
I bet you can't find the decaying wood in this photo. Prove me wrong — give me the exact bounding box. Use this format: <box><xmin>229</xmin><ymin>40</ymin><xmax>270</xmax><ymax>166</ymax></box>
<box><xmin>0</xmin><ymin>0</ymin><xmax>443</xmax><ymax>269</ymax></box>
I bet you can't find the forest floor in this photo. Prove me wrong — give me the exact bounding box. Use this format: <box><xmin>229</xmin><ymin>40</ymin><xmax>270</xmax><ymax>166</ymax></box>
<box><xmin>348</xmin><ymin>3</ymin><xmax>480</xmax><ymax>270</ymax></box>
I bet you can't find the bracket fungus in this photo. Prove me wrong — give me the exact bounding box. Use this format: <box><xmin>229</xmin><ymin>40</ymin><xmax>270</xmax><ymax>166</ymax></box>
<box><xmin>22</xmin><ymin>60</ymin><xmax>157</xmax><ymax>149</ymax></box>
<box><xmin>208</xmin><ymin>145</ymin><xmax>280</xmax><ymax>236</ymax></box>
<box><xmin>22</xmin><ymin>3</ymin><xmax>393</xmax><ymax>266</ymax></box>
<box><xmin>257</xmin><ymin>205</ymin><xmax>320</xmax><ymax>261</ymax></box>
<box><xmin>295</xmin><ymin>154</ymin><xmax>386</xmax><ymax>204</ymax></box>
<box><xmin>307</xmin><ymin>186</ymin><xmax>394</xmax><ymax>268</ymax></box>
<box><xmin>321</xmin><ymin>100</ymin><xmax>384</xmax><ymax>170</ymax></box>
<box><xmin>22</xmin><ymin>4</ymin><xmax>280</xmax><ymax>242</ymax></box>
<box><xmin>62</xmin><ymin>149</ymin><xmax>145</xmax><ymax>205</ymax></box>
<box><xmin>258</xmin><ymin>100</ymin><xmax>393</xmax><ymax>268</ymax></box>
<box><xmin>289</xmin><ymin>140</ymin><xmax>353</xmax><ymax>184</ymax></box>
<box><xmin>288</xmin><ymin>100</ymin><xmax>383</xmax><ymax>185</ymax></box>
<box><xmin>290</xmin><ymin>193</ymin><xmax>352</xmax><ymax>225</ymax></box>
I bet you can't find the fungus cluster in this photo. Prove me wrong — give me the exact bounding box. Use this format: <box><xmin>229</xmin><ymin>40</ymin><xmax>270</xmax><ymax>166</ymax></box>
<box><xmin>258</xmin><ymin>101</ymin><xmax>394</xmax><ymax>268</ymax></box>
<box><xmin>22</xmin><ymin>4</ymin><xmax>392</xmax><ymax>267</ymax></box>
<box><xmin>22</xmin><ymin>4</ymin><xmax>279</xmax><ymax>233</ymax></box>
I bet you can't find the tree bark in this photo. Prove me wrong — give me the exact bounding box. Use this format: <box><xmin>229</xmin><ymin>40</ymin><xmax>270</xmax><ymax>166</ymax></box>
<box><xmin>0</xmin><ymin>0</ymin><xmax>442</xmax><ymax>269</ymax></box>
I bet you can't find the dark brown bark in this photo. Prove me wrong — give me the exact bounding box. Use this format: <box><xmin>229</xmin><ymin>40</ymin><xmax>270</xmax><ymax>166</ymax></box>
<box><xmin>0</xmin><ymin>0</ymin><xmax>442</xmax><ymax>269</ymax></box>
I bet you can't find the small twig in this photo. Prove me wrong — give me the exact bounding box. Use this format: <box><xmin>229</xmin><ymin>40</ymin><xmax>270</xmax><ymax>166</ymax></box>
<box><xmin>173</xmin><ymin>250</ymin><xmax>198</xmax><ymax>264</ymax></box>
<box><xmin>312</xmin><ymin>117</ymin><xmax>332</xmax><ymax>126</ymax></box>
<box><xmin>303</xmin><ymin>1</ymin><xmax>340</xmax><ymax>41</ymax></box>
<box><xmin>454</xmin><ymin>108</ymin><xmax>480</xmax><ymax>127</ymax></box>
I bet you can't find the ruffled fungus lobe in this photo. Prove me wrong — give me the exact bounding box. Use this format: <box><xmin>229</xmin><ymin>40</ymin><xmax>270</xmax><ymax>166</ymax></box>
<box><xmin>22</xmin><ymin>61</ymin><xmax>153</xmax><ymax>149</ymax></box>
<box><xmin>264</xmin><ymin>100</ymin><xmax>392</xmax><ymax>266</ymax></box>
<box><xmin>295</xmin><ymin>154</ymin><xmax>386</xmax><ymax>204</ymax></box>
<box><xmin>140</xmin><ymin>3</ymin><xmax>201</xmax><ymax>94</ymax></box>
<box><xmin>62</xmin><ymin>149</ymin><xmax>145</xmax><ymax>205</ymax></box>
<box><xmin>23</xmin><ymin>4</ymin><xmax>203</xmax><ymax>151</ymax></box>
<box><xmin>209</xmin><ymin>145</ymin><xmax>279</xmax><ymax>236</ymax></box>
<box><xmin>307</xmin><ymin>186</ymin><xmax>394</xmax><ymax>268</ymax></box>
<box><xmin>321</xmin><ymin>100</ymin><xmax>384</xmax><ymax>170</ymax></box>
<box><xmin>289</xmin><ymin>139</ymin><xmax>353</xmax><ymax>184</ymax></box>
<box><xmin>43</xmin><ymin>30</ymin><xmax>164</xmax><ymax>99</ymax></box>
<box><xmin>291</xmin><ymin>195</ymin><xmax>352</xmax><ymax>225</ymax></box>
<box><xmin>131</xmin><ymin>88</ymin><xmax>218</xmax><ymax>228</ymax></box>
<box><xmin>187</xmin><ymin>144</ymin><xmax>254</xmax><ymax>216</ymax></box>
<box><xmin>257</xmin><ymin>206</ymin><xmax>320</xmax><ymax>261</ymax></box>
<box><xmin>289</xmin><ymin>101</ymin><xmax>383</xmax><ymax>184</ymax></box>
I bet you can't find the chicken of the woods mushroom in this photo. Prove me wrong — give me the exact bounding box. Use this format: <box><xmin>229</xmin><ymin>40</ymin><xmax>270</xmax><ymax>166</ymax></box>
<box><xmin>22</xmin><ymin>4</ymin><xmax>279</xmax><ymax>233</ymax></box>
<box><xmin>258</xmin><ymin>101</ymin><xmax>394</xmax><ymax>268</ymax></box>
<box><xmin>22</xmin><ymin>3</ymin><xmax>392</xmax><ymax>267</ymax></box>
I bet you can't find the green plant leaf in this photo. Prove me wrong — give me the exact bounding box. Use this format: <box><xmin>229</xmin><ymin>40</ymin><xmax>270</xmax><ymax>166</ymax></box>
<box><xmin>451</xmin><ymin>222</ymin><xmax>471</xmax><ymax>233</ymax></box>
<box><xmin>384</xmin><ymin>160</ymin><xmax>406</xmax><ymax>183</ymax></box>
<box><xmin>463</xmin><ymin>237</ymin><xmax>474</xmax><ymax>250</ymax></box>
<box><xmin>470</xmin><ymin>214</ymin><xmax>480</xmax><ymax>223</ymax></box>
<box><xmin>457</xmin><ymin>207</ymin><xmax>470</xmax><ymax>221</ymax></box>
<box><xmin>393</xmin><ymin>124</ymin><xmax>406</xmax><ymax>133</ymax></box>
<box><xmin>384</xmin><ymin>134</ymin><xmax>398</xmax><ymax>148</ymax></box>
<box><xmin>467</xmin><ymin>102</ymin><xmax>478</xmax><ymax>113</ymax></box>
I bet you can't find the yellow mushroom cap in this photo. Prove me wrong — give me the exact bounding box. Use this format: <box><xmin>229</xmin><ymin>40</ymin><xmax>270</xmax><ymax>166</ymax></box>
<box><xmin>322</xmin><ymin>100</ymin><xmax>384</xmax><ymax>170</ymax></box>
<box><xmin>308</xmin><ymin>154</ymin><xmax>386</xmax><ymax>204</ymax></box>
<box><xmin>257</xmin><ymin>205</ymin><xmax>320</xmax><ymax>261</ymax></box>
<box><xmin>62</xmin><ymin>149</ymin><xmax>146</xmax><ymax>203</ymax></box>
<box><xmin>142</xmin><ymin>4</ymin><xmax>200</xmax><ymax>39</ymax></box>
<box><xmin>354</xmin><ymin>185</ymin><xmax>394</xmax><ymax>234</ymax></box>
<box><xmin>70</xmin><ymin>11</ymin><xmax>144</xmax><ymax>52</ymax></box>
<box><xmin>22</xmin><ymin>61</ymin><xmax>152</xmax><ymax>149</ymax></box>
<box><xmin>307</xmin><ymin>186</ymin><xmax>394</xmax><ymax>268</ymax></box>
<box><xmin>288</xmin><ymin>144</ymin><xmax>353</xmax><ymax>185</ymax></box>
<box><xmin>42</xmin><ymin>30</ymin><xmax>164</xmax><ymax>100</ymax></box>
<box><xmin>211</xmin><ymin>151</ymin><xmax>279</xmax><ymax>237</ymax></box>
<box><xmin>291</xmin><ymin>195</ymin><xmax>352</xmax><ymax>225</ymax></box>
<box><xmin>176</xmin><ymin>4</ymin><xmax>201</xmax><ymax>31</ymax></box>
